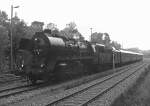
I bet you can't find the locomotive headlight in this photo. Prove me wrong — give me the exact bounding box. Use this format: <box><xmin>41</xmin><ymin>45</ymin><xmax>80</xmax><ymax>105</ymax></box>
<box><xmin>35</xmin><ymin>38</ymin><xmax>38</xmax><ymax>41</ymax></box>
<box><xmin>21</xmin><ymin>60</ymin><xmax>24</xmax><ymax>68</ymax></box>
<box><xmin>21</xmin><ymin>64</ymin><xmax>24</xmax><ymax>67</ymax></box>
<box><xmin>40</xmin><ymin>64</ymin><xmax>44</xmax><ymax>68</ymax></box>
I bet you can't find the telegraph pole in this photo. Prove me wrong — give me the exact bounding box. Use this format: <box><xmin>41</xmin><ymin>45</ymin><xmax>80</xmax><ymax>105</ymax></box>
<box><xmin>10</xmin><ymin>5</ymin><xmax>13</xmax><ymax>72</ymax></box>
<box><xmin>10</xmin><ymin>4</ymin><xmax>19</xmax><ymax>72</ymax></box>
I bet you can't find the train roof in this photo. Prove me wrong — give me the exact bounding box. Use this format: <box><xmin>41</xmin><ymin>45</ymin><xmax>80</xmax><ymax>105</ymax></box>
<box><xmin>120</xmin><ymin>50</ymin><xmax>143</xmax><ymax>55</ymax></box>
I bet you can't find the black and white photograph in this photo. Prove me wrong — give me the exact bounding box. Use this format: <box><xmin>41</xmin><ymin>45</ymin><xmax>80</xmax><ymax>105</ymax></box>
<box><xmin>0</xmin><ymin>0</ymin><xmax>150</xmax><ymax>105</ymax></box>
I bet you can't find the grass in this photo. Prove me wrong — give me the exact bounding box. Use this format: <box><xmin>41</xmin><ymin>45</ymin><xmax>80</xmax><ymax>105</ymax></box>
<box><xmin>111</xmin><ymin>65</ymin><xmax>150</xmax><ymax>106</ymax></box>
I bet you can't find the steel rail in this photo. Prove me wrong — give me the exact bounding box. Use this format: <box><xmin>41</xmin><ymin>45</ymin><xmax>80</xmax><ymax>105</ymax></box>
<box><xmin>47</xmin><ymin>62</ymin><xmax>144</xmax><ymax>105</ymax></box>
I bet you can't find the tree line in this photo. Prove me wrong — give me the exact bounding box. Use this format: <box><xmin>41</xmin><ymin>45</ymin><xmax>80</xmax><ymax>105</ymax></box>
<box><xmin>91</xmin><ymin>32</ymin><xmax>121</xmax><ymax>50</ymax></box>
<box><xmin>0</xmin><ymin>10</ymin><xmax>121</xmax><ymax>73</ymax></box>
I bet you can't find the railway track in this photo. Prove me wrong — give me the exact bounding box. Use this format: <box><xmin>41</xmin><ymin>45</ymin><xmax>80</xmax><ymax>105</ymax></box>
<box><xmin>45</xmin><ymin>62</ymin><xmax>146</xmax><ymax>106</ymax></box>
<box><xmin>0</xmin><ymin>63</ymin><xmax>138</xmax><ymax>99</ymax></box>
<box><xmin>0</xmin><ymin>74</ymin><xmax>28</xmax><ymax>92</ymax></box>
<box><xmin>7</xmin><ymin>62</ymin><xmax>146</xmax><ymax>106</ymax></box>
<box><xmin>0</xmin><ymin>73</ymin><xmax>28</xmax><ymax>96</ymax></box>
<box><xmin>0</xmin><ymin>81</ymin><xmax>51</xmax><ymax>99</ymax></box>
<box><xmin>0</xmin><ymin>63</ymin><xmax>139</xmax><ymax>99</ymax></box>
<box><xmin>0</xmin><ymin>73</ymin><xmax>25</xmax><ymax>85</ymax></box>
<box><xmin>0</xmin><ymin>84</ymin><xmax>35</xmax><ymax>99</ymax></box>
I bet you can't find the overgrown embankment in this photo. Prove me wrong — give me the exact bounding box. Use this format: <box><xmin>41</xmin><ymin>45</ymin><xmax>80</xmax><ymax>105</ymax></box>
<box><xmin>111</xmin><ymin>64</ymin><xmax>150</xmax><ymax>106</ymax></box>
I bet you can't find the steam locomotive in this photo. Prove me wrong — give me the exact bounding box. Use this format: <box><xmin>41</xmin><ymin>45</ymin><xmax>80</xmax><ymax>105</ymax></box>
<box><xmin>16</xmin><ymin>29</ymin><xmax>143</xmax><ymax>84</ymax></box>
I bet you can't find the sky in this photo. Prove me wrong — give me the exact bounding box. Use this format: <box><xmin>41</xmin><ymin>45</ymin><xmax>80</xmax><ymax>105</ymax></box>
<box><xmin>0</xmin><ymin>0</ymin><xmax>150</xmax><ymax>50</ymax></box>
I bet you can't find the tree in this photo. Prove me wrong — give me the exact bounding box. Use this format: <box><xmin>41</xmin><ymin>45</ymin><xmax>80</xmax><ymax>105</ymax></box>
<box><xmin>12</xmin><ymin>18</ymin><xmax>28</xmax><ymax>49</ymax></box>
<box><xmin>46</xmin><ymin>23</ymin><xmax>58</xmax><ymax>31</ymax></box>
<box><xmin>31</xmin><ymin>21</ymin><xmax>44</xmax><ymax>32</ymax></box>
<box><xmin>0</xmin><ymin>11</ymin><xmax>9</xmax><ymax>27</ymax></box>
<box><xmin>91</xmin><ymin>32</ymin><xmax>103</xmax><ymax>43</ymax></box>
<box><xmin>60</xmin><ymin>22</ymin><xmax>77</xmax><ymax>38</ymax></box>
<box><xmin>60</xmin><ymin>22</ymin><xmax>84</xmax><ymax>40</ymax></box>
<box><xmin>111</xmin><ymin>41</ymin><xmax>121</xmax><ymax>50</ymax></box>
<box><xmin>0</xmin><ymin>10</ymin><xmax>10</xmax><ymax>72</ymax></box>
<box><xmin>0</xmin><ymin>25</ymin><xmax>10</xmax><ymax>72</ymax></box>
<box><xmin>103</xmin><ymin>33</ymin><xmax>111</xmax><ymax>46</ymax></box>
<box><xmin>91</xmin><ymin>32</ymin><xmax>122</xmax><ymax>49</ymax></box>
<box><xmin>24</xmin><ymin>26</ymin><xmax>34</xmax><ymax>39</ymax></box>
<box><xmin>23</xmin><ymin>21</ymin><xmax>45</xmax><ymax>39</ymax></box>
<box><xmin>0</xmin><ymin>25</ymin><xmax>9</xmax><ymax>52</ymax></box>
<box><xmin>66</xmin><ymin>22</ymin><xmax>77</xmax><ymax>31</ymax></box>
<box><xmin>45</xmin><ymin>22</ymin><xmax>60</xmax><ymax>37</ymax></box>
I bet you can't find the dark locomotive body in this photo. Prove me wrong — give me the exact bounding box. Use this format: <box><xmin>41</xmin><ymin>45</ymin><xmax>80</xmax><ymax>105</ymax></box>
<box><xmin>16</xmin><ymin>30</ymin><xmax>143</xmax><ymax>83</ymax></box>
